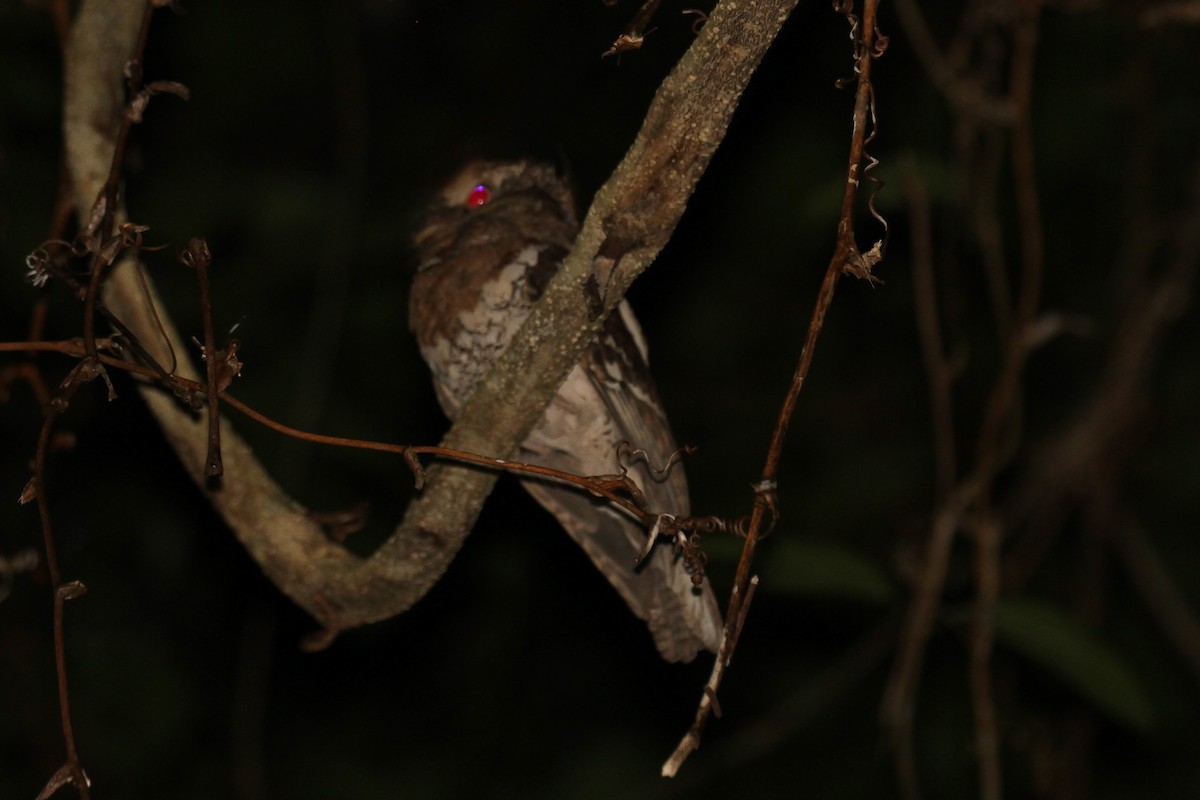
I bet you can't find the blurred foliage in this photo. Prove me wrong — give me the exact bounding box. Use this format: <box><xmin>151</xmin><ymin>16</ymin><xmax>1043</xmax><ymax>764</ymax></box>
<box><xmin>992</xmin><ymin>598</ymin><xmax>1156</xmax><ymax>735</ymax></box>
<box><xmin>2</xmin><ymin>1</ymin><xmax>1200</xmax><ymax>798</ymax></box>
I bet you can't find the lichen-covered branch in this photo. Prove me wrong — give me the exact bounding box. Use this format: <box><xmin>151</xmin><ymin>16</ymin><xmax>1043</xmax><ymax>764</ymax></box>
<box><xmin>63</xmin><ymin>0</ymin><xmax>799</xmax><ymax>635</ymax></box>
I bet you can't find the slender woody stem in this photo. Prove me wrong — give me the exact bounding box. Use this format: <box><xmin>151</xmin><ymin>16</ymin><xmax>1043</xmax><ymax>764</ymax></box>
<box><xmin>664</xmin><ymin>0</ymin><xmax>885</xmax><ymax>776</ymax></box>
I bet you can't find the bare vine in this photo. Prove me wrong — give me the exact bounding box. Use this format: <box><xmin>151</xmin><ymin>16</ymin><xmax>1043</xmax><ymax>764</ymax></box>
<box><xmin>662</xmin><ymin>0</ymin><xmax>889</xmax><ymax>776</ymax></box>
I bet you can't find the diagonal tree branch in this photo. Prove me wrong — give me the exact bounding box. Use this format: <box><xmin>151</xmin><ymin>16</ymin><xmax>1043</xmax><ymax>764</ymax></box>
<box><xmin>64</xmin><ymin>0</ymin><xmax>799</xmax><ymax>636</ymax></box>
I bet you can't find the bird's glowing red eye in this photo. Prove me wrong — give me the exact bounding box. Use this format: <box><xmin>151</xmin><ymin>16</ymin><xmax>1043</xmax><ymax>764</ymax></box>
<box><xmin>466</xmin><ymin>185</ymin><xmax>490</xmax><ymax>207</ymax></box>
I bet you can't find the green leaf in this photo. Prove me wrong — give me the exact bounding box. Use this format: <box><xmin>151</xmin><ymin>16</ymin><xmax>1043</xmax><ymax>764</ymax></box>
<box><xmin>993</xmin><ymin>598</ymin><xmax>1156</xmax><ymax>733</ymax></box>
<box><xmin>762</xmin><ymin>538</ymin><xmax>895</xmax><ymax>606</ymax></box>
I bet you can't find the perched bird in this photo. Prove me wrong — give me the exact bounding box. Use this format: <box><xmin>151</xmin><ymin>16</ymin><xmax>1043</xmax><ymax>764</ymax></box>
<box><xmin>409</xmin><ymin>160</ymin><xmax>723</xmax><ymax>662</ymax></box>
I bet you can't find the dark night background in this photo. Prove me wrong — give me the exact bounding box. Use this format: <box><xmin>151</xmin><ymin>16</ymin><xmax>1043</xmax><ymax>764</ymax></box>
<box><xmin>3</xmin><ymin>1</ymin><xmax>1199</xmax><ymax>797</ymax></box>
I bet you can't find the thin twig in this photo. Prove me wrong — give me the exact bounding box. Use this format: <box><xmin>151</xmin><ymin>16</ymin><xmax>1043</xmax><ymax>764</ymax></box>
<box><xmin>22</xmin><ymin>166</ymin><xmax>77</xmax><ymax>411</ymax></box>
<box><xmin>891</xmin><ymin>0</ymin><xmax>1014</xmax><ymax>123</ymax></box>
<box><xmin>970</xmin><ymin>514</ymin><xmax>1002</xmax><ymax>800</ymax></box>
<box><xmin>902</xmin><ymin>161</ymin><xmax>957</xmax><ymax>498</ymax></box>
<box><xmin>964</xmin><ymin>5</ymin><xmax>1041</xmax><ymax>797</ymax></box>
<box><xmin>25</xmin><ymin>6</ymin><xmax>178</xmax><ymax>794</ymax></box>
<box><xmin>663</xmin><ymin>0</ymin><xmax>886</xmax><ymax>776</ymax></box>
<box><xmin>882</xmin><ymin>3</ymin><xmax>1045</xmax><ymax>795</ymax></box>
<box><xmin>2</xmin><ymin>338</ymin><xmax>685</xmax><ymax>537</ymax></box>
<box><xmin>180</xmin><ymin>238</ymin><xmax>223</xmax><ymax>477</ymax></box>
<box><xmin>970</xmin><ymin>0</ymin><xmax>1043</xmax><ymax>484</ymax></box>
<box><xmin>31</xmin><ymin>365</ymin><xmax>100</xmax><ymax>800</ymax></box>
<box><xmin>971</xmin><ymin>127</ymin><xmax>1013</xmax><ymax>338</ymax></box>
<box><xmin>881</xmin><ymin>481</ymin><xmax>974</xmax><ymax>800</ymax></box>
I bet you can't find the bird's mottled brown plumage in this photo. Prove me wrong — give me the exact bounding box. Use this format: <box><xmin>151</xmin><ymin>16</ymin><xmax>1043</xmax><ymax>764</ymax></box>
<box><xmin>409</xmin><ymin>160</ymin><xmax>722</xmax><ymax>662</ymax></box>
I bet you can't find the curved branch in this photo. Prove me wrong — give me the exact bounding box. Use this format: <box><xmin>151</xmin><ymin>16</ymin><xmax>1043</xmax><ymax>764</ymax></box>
<box><xmin>64</xmin><ymin>0</ymin><xmax>799</xmax><ymax>635</ymax></box>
